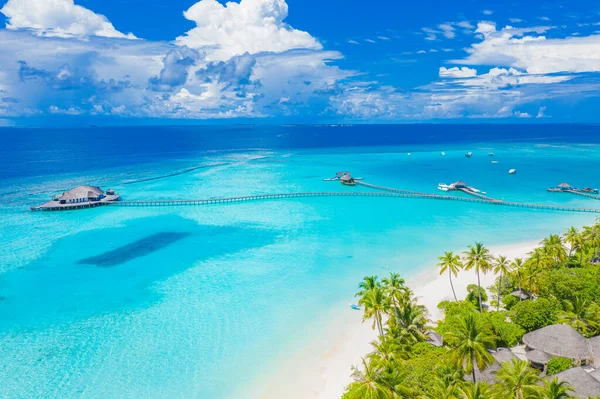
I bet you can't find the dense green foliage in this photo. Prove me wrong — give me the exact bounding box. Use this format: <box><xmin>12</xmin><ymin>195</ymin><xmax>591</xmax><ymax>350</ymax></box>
<box><xmin>343</xmin><ymin>220</ymin><xmax>600</xmax><ymax>398</ymax></box>
<box><xmin>511</xmin><ymin>297</ymin><xmax>560</xmax><ymax>332</ymax></box>
<box><xmin>546</xmin><ymin>357</ymin><xmax>573</xmax><ymax>375</ymax></box>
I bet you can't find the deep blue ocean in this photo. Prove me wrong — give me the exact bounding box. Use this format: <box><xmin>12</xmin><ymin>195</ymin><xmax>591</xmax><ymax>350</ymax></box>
<box><xmin>0</xmin><ymin>124</ymin><xmax>599</xmax><ymax>398</ymax></box>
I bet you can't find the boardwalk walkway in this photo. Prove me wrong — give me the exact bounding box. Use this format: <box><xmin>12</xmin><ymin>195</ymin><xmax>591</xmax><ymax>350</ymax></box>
<box><xmin>107</xmin><ymin>191</ymin><xmax>600</xmax><ymax>214</ymax></box>
<box><xmin>565</xmin><ymin>190</ymin><xmax>600</xmax><ymax>200</ymax></box>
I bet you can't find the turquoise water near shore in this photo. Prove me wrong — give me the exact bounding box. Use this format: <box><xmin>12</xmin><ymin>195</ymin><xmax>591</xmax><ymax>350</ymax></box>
<box><xmin>0</xmin><ymin>126</ymin><xmax>599</xmax><ymax>398</ymax></box>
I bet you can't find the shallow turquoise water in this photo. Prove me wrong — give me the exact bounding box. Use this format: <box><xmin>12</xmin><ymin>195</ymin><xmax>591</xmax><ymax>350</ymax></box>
<box><xmin>0</xmin><ymin>136</ymin><xmax>599</xmax><ymax>398</ymax></box>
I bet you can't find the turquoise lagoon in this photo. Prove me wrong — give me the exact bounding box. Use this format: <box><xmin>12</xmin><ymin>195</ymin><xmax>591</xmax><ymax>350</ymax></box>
<box><xmin>0</xmin><ymin>125</ymin><xmax>599</xmax><ymax>398</ymax></box>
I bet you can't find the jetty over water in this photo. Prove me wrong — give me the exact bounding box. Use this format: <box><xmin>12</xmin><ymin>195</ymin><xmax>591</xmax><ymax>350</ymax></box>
<box><xmin>31</xmin><ymin>178</ymin><xmax>600</xmax><ymax>214</ymax></box>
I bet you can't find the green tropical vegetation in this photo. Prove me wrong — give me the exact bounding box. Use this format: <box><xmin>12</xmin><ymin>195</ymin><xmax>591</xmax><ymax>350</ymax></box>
<box><xmin>343</xmin><ymin>220</ymin><xmax>600</xmax><ymax>398</ymax></box>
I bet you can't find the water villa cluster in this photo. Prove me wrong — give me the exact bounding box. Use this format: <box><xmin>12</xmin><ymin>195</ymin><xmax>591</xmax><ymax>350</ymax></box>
<box><xmin>548</xmin><ymin>182</ymin><xmax>599</xmax><ymax>195</ymax></box>
<box><xmin>31</xmin><ymin>186</ymin><xmax>120</xmax><ymax>211</ymax></box>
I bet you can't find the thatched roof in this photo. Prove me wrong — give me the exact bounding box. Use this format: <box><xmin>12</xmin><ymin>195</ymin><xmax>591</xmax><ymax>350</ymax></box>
<box><xmin>526</xmin><ymin>349</ymin><xmax>551</xmax><ymax>364</ymax></box>
<box><xmin>425</xmin><ymin>331</ymin><xmax>443</xmax><ymax>347</ymax></box>
<box><xmin>340</xmin><ymin>175</ymin><xmax>353</xmax><ymax>181</ymax></box>
<box><xmin>590</xmin><ymin>336</ymin><xmax>600</xmax><ymax>359</ymax></box>
<box><xmin>589</xmin><ymin>369</ymin><xmax>600</xmax><ymax>383</ymax></box>
<box><xmin>59</xmin><ymin>186</ymin><xmax>104</xmax><ymax>201</ymax></box>
<box><xmin>522</xmin><ymin>325</ymin><xmax>591</xmax><ymax>360</ymax></box>
<box><xmin>453</xmin><ymin>181</ymin><xmax>468</xmax><ymax>187</ymax></box>
<box><xmin>469</xmin><ymin>349</ymin><xmax>516</xmax><ymax>384</ymax></box>
<box><xmin>510</xmin><ymin>289</ymin><xmax>530</xmax><ymax>300</ymax></box>
<box><xmin>552</xmin><ymin>367</ymin><xmax>600</xmax><ymax>398</ymax></box>
<box><xmin>558</xmin><ymin>182</ymin><xmax>572</xmax><ymax>188</ymax></box>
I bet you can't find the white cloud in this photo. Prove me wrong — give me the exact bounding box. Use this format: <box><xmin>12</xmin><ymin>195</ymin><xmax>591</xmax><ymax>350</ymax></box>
<box><xmin>456</xmin><ymin>21</ymin><xmax>474</xmax><ymax>29</ymax></box>
<box><xmin>514</xmin><ymin>111</ymin><xmax>531</xmax><ymax>118</ymax></box>
<box><xmin>538</xmin><ymin>16</ymin><xmax>551</xmax><ymax>21</ymax></box>
<box><xmin>347</xmin><ymin>40</ymin><xmax>360</xmax><ymax>45</ymax></box>
<box><xmin>438</xmin><ymin>23</ymin><xmax>455</xmax><ymax>39</ymax></box>
<box><xmin>509</xmin><ymin>18</ymin><xmax>524</xmax><ymax>23</ymax></box>
<box><xmin>377</xmin><ymin>36</ymin><xmax>390</xmax><ymax>40</ymax></box>
<box><xmin>421</xmin><ymin>27</ymin><xmax>438</xmax><ymax>41</ymax></box>
<box><xmin>417</xmin><ymin>50</ymin><xmax>427</xmax><ymax>54</ymax></box>
<box><xmin>483</xmin><ymin>10</ymin><xmax>493</xmax><ymax>15</ymax></box>
<box><xmin>537</xmin><ymin>106</ymin><xmax>547</xmax><ymax>118</ymax></box>
<box><xmin>365</xmin><ymin>39</ymin><xmax>377</xmax><ymax>43</ymax></box>
<box><xmin>0</xmin><ymin>0</ymin><xmax>135</xmax><ymax>39</ymax></box>
<box><xmin>176</xmin><ymin>0</ymin><xmax>321</xmax><ymax>60</ymax></box>
<box><xmin>439</xmin><ymin>66</ymin><xmax>477</xmax><ymax>78</ymax></box>
<box><xmin>458</xmin><ymin>23</ymin><xmax>600</xmax><ymax>74</ymax></box>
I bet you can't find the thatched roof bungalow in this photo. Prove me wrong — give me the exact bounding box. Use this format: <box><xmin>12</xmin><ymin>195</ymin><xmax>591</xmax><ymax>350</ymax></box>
<box><xmin>58</xmin><ymin>186</ymin><xmax>105</xmax><ymax>204</ymax></box>
<box><xmin>522</xmin><ymin>325</ymin><xmax>593</xmax><ymax>363</ymax></box>
<box><xmin>468</xmin><ymin>348</ymin><xmax>517</xmax><ymax>384</ymax></box>
<box><xmin>552</xmin><ymin>367</ymin><xmax>600</xmax><ymax>398</ymax></box>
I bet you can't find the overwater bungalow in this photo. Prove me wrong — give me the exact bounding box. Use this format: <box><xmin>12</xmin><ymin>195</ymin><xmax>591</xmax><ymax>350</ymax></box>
<box><xmin>31</xmin><ymin>186</ymin><xmax>120</xmax><ymax>211</ymax></box>
<box><xmin>340</xmin><ymin>174</ymin><xmax>356</xmax><ymax>186</ymax></box>
<box><xmin>452</xmin><ymin>180</ymin><xmax>469</xmax><ymax>189</ymax></box>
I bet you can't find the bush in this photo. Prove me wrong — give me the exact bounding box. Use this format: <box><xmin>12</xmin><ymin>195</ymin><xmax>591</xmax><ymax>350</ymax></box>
<box><xmin>484</xmin><ymin>312</ymin><xmax>525</xmax><ymax>347</ymax></box>
<box><xmin>511</xmin><ymin>298</ymin><xmax>560</xmax><ymax>332</ymax></box>
<box><xmin>502</xmin><ymin>295</ymin><xmax>519</xmax><ymax>310</ymax></box>
<box><xmin>546</xmin><ymin>357</ymin><xmax>572</xmax><ymax>375</ymax></box>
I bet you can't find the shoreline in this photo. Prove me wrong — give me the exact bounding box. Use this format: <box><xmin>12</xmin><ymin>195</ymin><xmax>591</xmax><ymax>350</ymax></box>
<box><xmin>254</xmin><ymin>239</ymin><xmax>540</xmax><ymax>399</ymax></box>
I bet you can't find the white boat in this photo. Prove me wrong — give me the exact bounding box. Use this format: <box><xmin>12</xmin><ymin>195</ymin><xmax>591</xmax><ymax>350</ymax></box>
<box><xmin>509</xmin><ymin>169</ymin><xmax>517</xmax><ymax>174</ymax></box>
<box><xmin>408</xmin><ymin>153</ymin><xmax>411</xmax><ymax>156</ymax></box>
<box><xmin>441</xmin><ymin>151</ymin><xmax>446</xmax><ymax>156</ymax></box>
<box><xmin>351</xmin><ymin>304</ymin><xmax>361</xmax><ymax>310</ymax></box>
<box><xmin>491</xmin><ymin>160</ymin><xmax>498</xmax><ymax>164</ymax></box>
<box><xmin>488</xmin><ymin>152</ymin><xmax>494</xmax><ymax>156</ymax></box>
<box><xmin>438</xmin><ymin>183</ymin><xmax>451</xmax><ymax>191</ymax></box>
<box><xmin>465</xmin><ymin>152</ymin><xmax>473</xmax><ymax>158</ymax></box>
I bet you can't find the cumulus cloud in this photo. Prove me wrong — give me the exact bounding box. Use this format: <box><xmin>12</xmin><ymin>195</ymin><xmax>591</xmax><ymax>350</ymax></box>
<box><xmin>149</xmin><ymin>47</ymin><xmax>203</xmax><ymax>92</ymax></box>
<box><xmin>438</xmin><ymin>23</ymin><xmax>455</xmax><ymax>39</ymax></box>
<box><xmin>458</xmin><ymin>22</ymin><xmax>600</xmax><ymax>74</ymax></box>
<box><xmin>0</xmin><ymin>0</ymin><xmax>136</xmax><ymax>38</ymax></box>
<box><xmin>439</xmin><ymin>66</ymin><xmax>477</xmax><ymax>78</ymax></box>
<box><xmin>176</xmin><ymin>0</ymin><xmax>321</xmax><ymax>60</ymax></box>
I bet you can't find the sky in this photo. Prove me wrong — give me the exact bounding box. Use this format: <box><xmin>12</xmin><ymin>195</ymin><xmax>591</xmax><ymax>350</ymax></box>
<box><xmin>1</xmin><ymin>0</ymin><xmax>600</xmax><ymax>126</ymax></box>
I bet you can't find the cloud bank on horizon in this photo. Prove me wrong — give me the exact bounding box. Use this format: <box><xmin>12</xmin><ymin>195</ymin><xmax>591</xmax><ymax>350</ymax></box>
<box><xmin>0</xmin><ymin>0</ymin><xmax>600</xmax><ymax>124</ymax></box>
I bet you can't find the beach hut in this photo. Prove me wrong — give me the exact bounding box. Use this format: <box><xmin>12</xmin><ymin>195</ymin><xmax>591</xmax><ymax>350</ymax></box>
<box><xmin>522</xmin><ymin>324</ymin><xmax>593</xmax><ymax>364</ymax></box>
<box><xmin>551</xmin><ymin>367</ymin><xmax>600</xmax><ymax>398</ymax></box>
<box><xmin>425</xmin><ymin>331</ymin><xmax>443</xmax><ymax>347</ymax></box>
<box><xmin>340</xmin><ymin>174</ymin><xmax>355</xmax><ymax>186</ymax></box>
<box><xmin>526</xmin><ymin>349</ymin><xmax>551</xmax><ymax>371</ymax></box>
<box><xmin>557</xmin><ymin>182</ymin><xmax>573</xmax><ymax>191</ymax></box>
<box><xmin>468</xmin><ymin>348</ymin><xmax>517</xmax><ymax>384</ymax></box>
<box><xmin>452</xmin><ymin>181</ymin><xmax>469</xmax><ymax>189</ymax></box>
<box><xmin>510</xmin><ymin>289</ymin><xmax>531</xmax><ymax>301</ymax></box>
<box><xmin>58</xmin><ymin>186</ymin><xmax>105</xmax><ymax>204</ymax></box>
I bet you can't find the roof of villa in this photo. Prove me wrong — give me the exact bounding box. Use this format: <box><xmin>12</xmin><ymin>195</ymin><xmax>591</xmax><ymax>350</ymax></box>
<box><xmin>589</xmin><ymin>336</ymin><xmax>600</xmax><ymax>359</ymax></box>
<box><xmin>522</xmin><ymin>324</ymin><xmax>591</xmax><ymax>360</ymax></box>
<box><xmin>341</xmin><ymin>175</ymin><xmax>353</xmax><ymax>181</ymax></box>
<box><xmin>470</xmin><ymin>349</ymin><xmax>517</xmax><ymax>384</ymax></box>
<box><xmin>59</xmin><ymin>186</ymin><xmax>104</xmax><ymax>201</ymax></box>
<box><xmin>425</xmin><ymin>331</ymin><xmax>443</xmax><ymax>347</ymax></box>
<box><xmin>558</xmin><ymin>182</ymin><xmax>572</xmax><ymax>188</ymax></box>
<box><xmin>552</xmin><ymin>367</ymin><xmax>600</xmax><ymax>398</ymax></box>
<box><xmin>510</xmin><ymin>289</ymin><xmax>531</xmax><ymax>300</ymax></box>
<box><xmin>526</xmin><ymin>349</ymin><xmax>551</xmax><ymax>364</ymax></box>
<box><xmin>454</xmin><ymin>181</ymin><xmax>467</xmax><ymax>186</ymax></box>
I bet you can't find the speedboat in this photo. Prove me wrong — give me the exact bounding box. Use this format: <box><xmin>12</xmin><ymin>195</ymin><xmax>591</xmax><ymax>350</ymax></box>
<box><xmin>508</xmin><ymin>169</ymin><xmax>517</xmax><ymax>175</ymax></box>
<box><xmin>438</xmin><ymin>183</ymin><xmax>451</xmax><ymax>191</ymax></box>
<box><xmin>491</xmin><ymin>160</ymin><xmax>498</xmax><ymax>164</ymax></box>
<box><xmin>408</xmin><ymin>153</ymin><xmax>411</xmax><ymax>156</ymax></box>
<box><xmin>351</xmin><ymin>304</ymin><xmax>361</xmax><ymax>310</ymax></box>
<box><xmin>488</xmin><ymin>152</ymin><xmax>494</xmax><ymax>156</ymax></box>
<box><xmin>441</xmin><ymin>151</ymin><xmax>446</xmax><ymax>156</ymax></box>
<box><xmin>465</xmin><ymin>152</ymin><xmax>473</xmax><ymax>158</ymax></box>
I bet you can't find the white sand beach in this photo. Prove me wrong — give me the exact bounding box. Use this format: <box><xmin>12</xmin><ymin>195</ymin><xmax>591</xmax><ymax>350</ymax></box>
<box><xmin>257</xmin><ymin>240</ymin><xmax>539</xmax><ymax>399</ymax></box>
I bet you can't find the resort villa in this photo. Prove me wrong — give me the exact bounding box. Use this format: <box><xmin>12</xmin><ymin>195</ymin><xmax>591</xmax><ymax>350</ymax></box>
<box><xmin>471</xmin><ymin>324</ymin><xmax>600</xmax><ymax>397</ymax></box>
<box><xmin>31</xmin><ymin>186</ymin><xmax>120</xmax><ymax>211</ymax></box>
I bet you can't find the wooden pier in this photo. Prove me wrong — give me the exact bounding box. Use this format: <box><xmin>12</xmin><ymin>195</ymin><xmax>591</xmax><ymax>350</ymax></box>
<box><xmin>564</xmin><ymin>190</ymin><xmax>600</xmax><ymax>200</ymax></box>
<box><xmin>103</xmin><ymin>191</ymin><xmax>600</xmax><ymax>214</ymax></box>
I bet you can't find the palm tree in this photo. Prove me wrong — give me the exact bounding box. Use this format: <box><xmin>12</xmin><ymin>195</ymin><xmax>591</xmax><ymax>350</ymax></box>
<box><xmin>563</xmin><ymin>226</ymin><xmax>580</xmax><ymax>257</ymax></box>
<box><xmin>425</xmin><ymin>378</ymin><xmax>461</xmax><ymax>399</ymax></box>
<box><xmin>390</xmin><ymin>298</ymin><xmax>429</xmax><ymax>344</ymax></box>
<box><xmin>444</xmin><ymin>313</ymin><xmax>495</xmax><ymax>383</ymax></box>
<box><xmin>347</xmin><ymin>358</ymin><xmax>390</xmax><ymax>399</ymax></box>
<box><xmin>559</xmin><ymin>297</ymin><xmax>600</xmax><ymax>337</ymax></box>
<box><xmin>369</xmin><ymin>335</ymin><xmax>403</xmax><ymax>368</ymax></box>
<box><xmin>542</xmin><ymin>377</ymin><xmax>573</xmax><ymax>399</ymax></box>
<box><xmin>382</xmin><ymin>272</ymin><xmax>407</xmax><ymax>311</ymax></box>
<box><xmin>511</xmin><ymin>258</ymin><xmax>525</xmax><ymax>301</ymax></box>
<box><xmin>358</xmin><ymin>286</ymin><xmax>389</xmax><ymax>337</ymax></box>
<box><xmin>492</xmin><ymin>255</ymin><xmax>512</xmax><ymax>311</ymax></box>
<box><xmin>583</xmin><ymin>224</ymin><xmax>600</xmax><ymax>257</ymax></box>
<box><xmin>358</xmin><ymin>276</ymin><xmax>380</xmax><ymax>296</ymax></box>
<box><xmin>459</xmin><ymin>382</ymin><xmax>493</xmax><ymax>399</ymax></box>
<box><xmin>463</xmin><ymin>243</ymin><xmax>492</xmax><ymax>312</ymax></box>
<box><xmin>541</xmin><ymin>234</ymin><xmax>567</xmax><ymax>266</ymax></box>
<box><xmin>495</xmin><ymin>358</ymin><xmax>541</xmax><ymax>399</ymax></box>
<box><xmin>438</xmin><ymin>252</ymin><xmax>463</xmax><ymax>301</ymax></box>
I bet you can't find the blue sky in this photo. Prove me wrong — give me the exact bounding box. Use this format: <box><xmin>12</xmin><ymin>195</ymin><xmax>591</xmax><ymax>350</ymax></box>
<box><xmin>0</xmin><ymin>0</ymin><xmax>600</xmax><ymax>125</ymax></box>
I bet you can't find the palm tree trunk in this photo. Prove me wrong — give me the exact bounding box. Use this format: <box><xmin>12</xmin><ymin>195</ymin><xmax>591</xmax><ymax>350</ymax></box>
<box><xmin>580</xmin><ymin>250</ymin><xmax>584</xmax><ymax>266</ymax></box>
<box><xmin>497</xmin><ymin>271</ymin><xmax>502</xmax><ymax>311</ymax></box>
<box><xmin>518</xmin><ymin>271</ymin><xmax>522</xmax><ymax>301</ymax></box>
<box><xmin>476</xmin><ymin>267</ymin><xmax>483</xmax><ymax>313</ymax></box>
<box><xmin>471</xmin><ymin>365</ymin><xmax>476</xmax><ymax>383</ymax></box>
<box><xmin>376</xmin><ymin>314</ymin><xmax>383</xmax><ymax>337</ymax></box>
<box><xmin>449</xmin><ymin>269</ymin><xmax>457</xmax><ymax>301</ymax></box>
